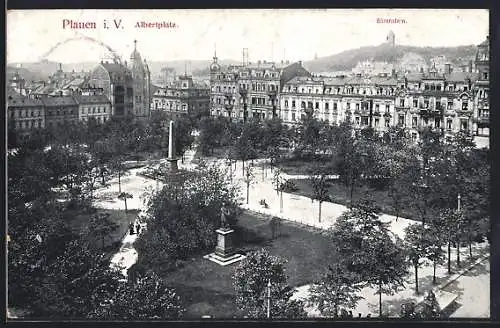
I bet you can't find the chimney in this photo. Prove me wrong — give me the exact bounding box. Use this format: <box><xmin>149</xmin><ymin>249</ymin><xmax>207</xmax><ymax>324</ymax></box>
<box><xmin>445</xmin><ymin>63</ymin><xmax>452</xmax><ymax>74</ymax></box>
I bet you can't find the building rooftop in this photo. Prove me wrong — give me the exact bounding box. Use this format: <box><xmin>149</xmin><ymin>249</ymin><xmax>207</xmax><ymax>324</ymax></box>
<box><xmin>8</xmin><ymin>96</ymin><xmax>43</xmax><ymax>107</ymax></box>
<box><xmin>73</xmin><ymin>94</ymin><xmax>110</xmax><ymax>104</ymax></box>
<box><xmin>444</xmin><ymin>72</ymin><xmax>478</xmax><ymax>83</ymax></box>
<box><xmin>40</xmin><ymin>96</ymin><xmax>78</xmax><ymax>107</ymax></box>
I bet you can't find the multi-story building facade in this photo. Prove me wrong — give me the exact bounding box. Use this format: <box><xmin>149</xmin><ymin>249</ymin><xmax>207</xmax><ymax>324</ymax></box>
<box><xmin>472</xmin><ymin>37</ymin><xmax>489</xmax><ymax>138</ymax></box>
<box><xmin>209</xmin><ymin>51</ymin><xmax>311</xmax><ymax>121</ymax></box>
<box><xmin>7</xmin><ymin>96</ymin><xmax>45</xmax><ymax>133</ymax></box>
<box><xmin>280</xmin><ymin>74</ymin><xmax>398</xmax><ymax>131</ymax></box>
<box><xmin>130</xmin><ymin>41</ymin><xmax>152</xmax><ymax>118</ymax></box>
<box><xmin>74</xmin><ymin>95</ymin><xmax>112</xmax><ymax>124</ymax></box>
<box><xmin>41</xmin><ymin>96</ymin><xmax>79</xmax><ymax>129</ymax></box>
<box><xmin>278</xmin><ymin>37</ymin><xmax>489</xmax><ymax>145</ymax></box>
<box><xmin>89</xmin><ymin>61</ymin><xmax>134</xmax><ymax>117</ymax></box>
<box><xmin>151</xmin><ymin>75</ymin><xmax>210</xmax><ymax>119</ymax></box>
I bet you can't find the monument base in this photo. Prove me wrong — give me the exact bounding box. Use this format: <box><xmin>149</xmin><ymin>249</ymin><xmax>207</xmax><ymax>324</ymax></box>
<box><xmin>204</xmin><ymin>252</ymin><xmax>247</xmax><ymax>266</ymax></box>
<box><xmin>166</xmin><ymin>157</ymin><xmax>179</xmax><ymax>173</ymax></box>
<box><xmin>204</xmin><ymin>228</ymin><xmax>246</xmax><ymax>266</ymax></box>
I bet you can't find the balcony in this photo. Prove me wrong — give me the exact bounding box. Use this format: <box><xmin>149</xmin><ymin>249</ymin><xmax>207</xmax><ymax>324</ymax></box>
<box><xmin>474</xmin><ymin>116</ymin><xmax>489</xmax><ymax>125</ymax></box>
<box><xmin>267</xmin><ymin>89</ymin><xmax>278</xmax><ymax>98</ymax></box>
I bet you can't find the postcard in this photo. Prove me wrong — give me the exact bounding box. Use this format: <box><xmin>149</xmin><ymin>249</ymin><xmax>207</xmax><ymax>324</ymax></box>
<box><xmin>6</xmin><ymin>9</ymin><xmax>490</xmax><ymax>320</ymax></box>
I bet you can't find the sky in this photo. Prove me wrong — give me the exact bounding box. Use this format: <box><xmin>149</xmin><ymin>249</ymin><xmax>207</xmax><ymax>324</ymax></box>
<box><xmin>7</xmin><ymin>9</ymin><xmax>489</xmax><ymax>64</ymax></box>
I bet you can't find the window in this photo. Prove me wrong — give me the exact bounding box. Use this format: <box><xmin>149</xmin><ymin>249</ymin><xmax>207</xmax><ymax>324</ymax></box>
<box><xmin>375</xmin><ymin>104</ymin><xmax>380</xmax><ymax>111</ymax></box>
<box><xmin>398</xmin><ymin>115</ymin><xmax>405</xmax><ymax>126</ymax></box>
<box><xmin>447</xmin><ymin>119</ymin><xmax>452</xmax><ymax>130</ymax></box>
<box><xmin>307</xmin><ymin>102</ymin><xmax>313</xmax><ymax>109</ymax></box>
<box><xmin>333</xmin><ymin>103</ymin><xmax>337</xmax><ymax>110</ymax></box>
<box><xmin>252</xmin><ymin>97</ymin><xmax>256</xmax><ymax>105</ymax></box>
<box><xmin>462</xmin><ymin>101</ymin><xmax>468</xmax><ymax>110</ymax></box>
<box><xmin>375</xmin><ymin>118</ymin><xmax>380</xmax><ymax>126</ymax></box>
<box><xmin>385</xmin><ymin>119</ymin><xmax>390</xmax><ymax>127</ymax></box>
<box><xmin>412</xmin><ymin>117</ymin><xmax>417</xmax><ymax>128</ymax></box>
<box><xmin>399</xmin><ymin>99</ymin><xmax>404</xmax><ymax>107</ymax></box>
<box><xmin>284</xmin><ymin>100</ymin><xmax>289</xmax><ymax>108</ymax></box>
<box><xmin>355</xmin><ymin>117</ymin><xmax>360</xmax><ymax>125</ymax></box>
<box><xmin>460</xmin><ymin>119</ymin><xmax>468</xmax><ymax>131</ymax></box>
<box><xmin>411</xmin><ymin>133</ymin><xmax>417</xmax><ymax>141</ymax></box>
<box><xmin>315</xmin><ymin>102</ymin><xmax>319</xmax><ymax>109</ymax></box>
<box><xmin>347</xmin><ymin>103</ymin><xmax>351</xmax><ymax>110</ymax></box>
<box><xmin>356</xmin><ymin>104</ymin><xmax>360</xmax><ymax>110</ymax></box>
<box><xmin>292</xmin><ymin>112</ymin><xmax>296</xmax><ymax>121</ymax></box>
<box><xmin>448</xmin><ymin>101</ymin><xmax>453</xmax><ymax>110</ymax></box>
<box><xmin>292</xmin><ymin>100</ymin><xmax>296</xmax><ymax>108</ymax></box>
<box><xmin>361</xmin><ymin>117</ymin><xmax>369</xmax><ymax>126</ymax></box>
<box><xmin>483</xmin><ymin>72</ymin><xmax>488</xmax><ymax>80</ymax></box>
<box><xmin>413</xmin><ymin>99</ymin><xmax>418</xmax><ymax>107</ymax></box>
<box><xmin>325</xmin><ymin>103</ymin><xmax>329</xmax><ymax>110</ymax></box>
<box><xmin>424</xmin><ymin>100</ymin><xmax>429</xmax><ymax>108</ymax></box>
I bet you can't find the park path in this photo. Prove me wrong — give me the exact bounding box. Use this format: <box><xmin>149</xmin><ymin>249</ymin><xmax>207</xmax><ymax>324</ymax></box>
<box><xmin>94</xmin><ymin>148</ymin><xmax>197</xmax><ymax>279</ymax></box>
<box><xmin>95</xmin><ymin>146</ymin><xmax>489</xmax><ymax>318</ymax></box>
<box><xmin>205</xmin><ymin>157</ymin><xmax>490</xmax><ymax>319</ymax></box>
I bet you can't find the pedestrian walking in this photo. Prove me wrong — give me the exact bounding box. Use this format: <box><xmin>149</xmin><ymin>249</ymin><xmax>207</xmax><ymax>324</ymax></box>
<box><xmin>136</xmin><ymin>222</ymin><xmax>141</xmax><ymax>234</ymax></box>
<box><xmin>129</xmin><ymin>222</ymin><xmax>135</xmax><ymax>235</ymax></box>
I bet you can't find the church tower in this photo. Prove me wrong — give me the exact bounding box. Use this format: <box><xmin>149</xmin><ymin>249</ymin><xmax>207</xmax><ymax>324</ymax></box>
<box><xmin>130</xmin><ymin>40</ymin><xmax>150</xmax><ymax>118</ymax></box>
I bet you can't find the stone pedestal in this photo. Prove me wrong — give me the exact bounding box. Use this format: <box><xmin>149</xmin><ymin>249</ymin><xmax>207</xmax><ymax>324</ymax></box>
<box><xmin>166</xmin><ymin>157</ymin><xmax>178</xmax><ymax>173</ymax></box>
<box><xmin>204</xmin><ymin>228</ymin><xmax>246</xmax><ymax>266</ymax></box>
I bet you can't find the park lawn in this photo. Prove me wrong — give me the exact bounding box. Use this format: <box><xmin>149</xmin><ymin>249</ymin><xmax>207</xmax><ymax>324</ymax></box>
<box><xmin>287</xmin><ymin>178</ymin><xmax>421</xmax><ymax>221</ymax></box>
<box><xmin>150</xmin><ymin>210</ymin><xmax>335</xmax><ymax>319</ymax></box>
<box><xmin>65</xmin><ymin>208</ymin><xmax>140</xmax><ymax>259</ymax></box>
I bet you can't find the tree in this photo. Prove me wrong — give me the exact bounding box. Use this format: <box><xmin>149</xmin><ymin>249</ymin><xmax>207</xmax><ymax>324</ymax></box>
<box><xmin>329</xmin><ymin>202</ymin><xmax>408</xmax><ymax>317</ymax></box>
<box><xmin>434</xmin><ymin>209</ymin><xmax>463</xmax><ymax>274</ymax></box>
<box><xmin>136</xmin><ymin>162</ymin><xmax>241</xmax><ymax>270</ymax></box>
<box><xmin>118</xmin><ymin>192</ymin><xmax>133</xmax><ymax>213</ymax></box>
<box><xmin>404</xmin><ymin>224</ymin><xmax>434</xmax><ymax>294</ymax></box>
<box><xmin>309</xmin><ymin>168</ymin><xmax>331</xmax><ymax>223</ymax></box>
<box><xmin>244</xmin><ymin>165</ymin><xmax>256</xmax><ymax>205</ymax></box>
<box><xmin>91</xmin><ymin>271</ymin><xmax>185</xmax><ymax>319</ymax></box>
<box><xmin>308</xmin><ymin>263</ymin><xmax>363</xmax><ymax>318</ymax></box>
<box><xmin>31</xmin><ymin>239</ymin><xmax>122</xmax><ymax>318</ymax></box>
<box><xmin>85</xmin><ymin>212</ymin><xmax>119</xmax><ymax>249</ymax></box>
<box><xmin>272</xmin><ymin>168</ymin><xmax>285</xmax><ymax>213</ymax></box>
<box><xmin>424</xmin><ymin>221</ymin><xmax>447</xmax><ymax>285</ymax></box>
<box><xmin>232</xmin><ymin>249</ymin><xmax>307</xmax><ymax>319</ymax></box>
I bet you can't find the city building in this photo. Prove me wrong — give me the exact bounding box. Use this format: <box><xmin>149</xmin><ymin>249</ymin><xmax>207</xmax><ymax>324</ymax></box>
<box><xmin>472</xmin><ymin>36</ymin><xmax>489</xmax><ymax>140</ymax></box>
<box><xmin>280</xmin><ymin>75</ymin><xmax>398</xmax><ymax>131</ymax></box>
<box><xmin>73</xmin><ymin>94</ymin><xmax>112</xmax><ymax>124</ymax></box>
<box><xmin>151</xmin><ymin>74</ymin><xmax>210</xmax><ymax>119</ymax></box>
<box><xmin>7</xmin><ymin>95</ymin><xmax>45</xmax><ymax>133</ymax></box>
<box><xmin>278</xmin><ymin>36</ymin><xmax>489</xmax><ymax>145</ymax></box>
<box><xmin>130</xmin><ymin>40</ymin><xmax>152</xmax><ymax>118</ymax></box>
<box><xmin>209</xmin><ymin>50</ymin><xmax>310</xmax><ymax>121</ymax></box>
<box><xmin>89</xmin><ymin>41</ymin><xmax>151</xmax><ymax>118</ymax></box>
<box><xmin>89</xmin><ymin>61</ymin><xmax>134</xmax><ymax>117</ymax></box>
<box><xmin>40</xmin><ymin>96</ymin><xmax>79</xmax><ymax>129</ymax></box>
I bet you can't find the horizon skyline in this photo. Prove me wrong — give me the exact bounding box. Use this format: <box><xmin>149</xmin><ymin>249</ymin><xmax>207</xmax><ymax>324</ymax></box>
<box><xmin>7</xmin><ymin>9</ymin><xmax>488</xmax><ymax>65</ymax></box>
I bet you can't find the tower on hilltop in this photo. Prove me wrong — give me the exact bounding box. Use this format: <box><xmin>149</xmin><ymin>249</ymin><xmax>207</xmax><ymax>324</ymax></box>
<box><xmin>386</xmin><ymin>30</ymin><xmax>395</xmax><ymax>47</ymax></box>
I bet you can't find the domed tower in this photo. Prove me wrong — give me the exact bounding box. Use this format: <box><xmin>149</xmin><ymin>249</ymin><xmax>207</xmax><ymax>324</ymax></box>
<box><xmin>130</xmin><ymin>40</ymin><xmax>148</xmax><ymax>117</ymax></box>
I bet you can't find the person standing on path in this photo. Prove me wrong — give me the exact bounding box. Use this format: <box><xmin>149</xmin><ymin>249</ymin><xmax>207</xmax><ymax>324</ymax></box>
<box><xmin>129</xmin><ymin>222</ymin><xmax>135</xmax><ymax>235</ymax></box>
<box><xmin>136</xmin><ymin>221</ymin><xmax>141</xmax><ymax>235</ymax></box>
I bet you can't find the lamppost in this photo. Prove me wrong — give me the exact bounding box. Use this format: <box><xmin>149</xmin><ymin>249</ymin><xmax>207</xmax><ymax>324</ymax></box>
<box><xmin>267</xmin><ymin>279</ymin><xmax>271</xmax><ymax>319</ymax></box>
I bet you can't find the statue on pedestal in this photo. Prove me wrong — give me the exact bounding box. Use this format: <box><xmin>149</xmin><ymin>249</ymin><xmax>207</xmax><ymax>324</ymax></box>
<box><xmin>220</xmin><ymin>203</ymin><xmax>231</xmax><ymax>230</ymax></box>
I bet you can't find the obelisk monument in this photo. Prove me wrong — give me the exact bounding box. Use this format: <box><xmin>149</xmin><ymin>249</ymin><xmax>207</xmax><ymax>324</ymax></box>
<box><xmin>167</xmin><ymin>120</ymin><xmax>178</xmax><ymax>173</ymax></box>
